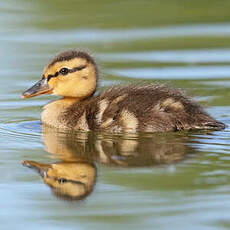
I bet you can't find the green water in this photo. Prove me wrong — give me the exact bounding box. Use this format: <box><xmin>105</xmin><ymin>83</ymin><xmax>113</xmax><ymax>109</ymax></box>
<box><xmin>1</xmin><ymin>0</ymin><xmax>230</xmax><ymax>229</ymax></box>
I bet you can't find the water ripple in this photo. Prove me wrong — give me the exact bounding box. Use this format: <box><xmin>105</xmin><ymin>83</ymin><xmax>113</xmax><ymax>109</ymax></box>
<box><xmin>100</xmin><ymin>49</ymin><xmax>230</xmax><ymax>64</ymax></box>
<box><xmin>108</xmin><ymin>65</ymin><xmax>230</xmax><ymax>80</ymax></box>
<box><xmin>3</xmin><ymin>23</ymin><xmax>230</xmax><ymax>44</ymax></box>
<box><xmin>0</xmin><ymin>121</ymin><xmax>41</xmax><ymax>139</ymax></box>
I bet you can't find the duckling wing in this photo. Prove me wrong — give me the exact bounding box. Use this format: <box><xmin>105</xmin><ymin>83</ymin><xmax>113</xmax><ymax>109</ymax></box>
<box><xmin>97</xmin><ymin>84</ymin><xmax>225</xmax><ymax>132</ymax></box>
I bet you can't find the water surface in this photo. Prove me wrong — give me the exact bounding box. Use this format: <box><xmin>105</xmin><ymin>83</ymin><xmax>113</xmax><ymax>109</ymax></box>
<box><xmin>1</xmin><ymin>1</ymin><xmax>230</xmax><ymax>229</ymax></box>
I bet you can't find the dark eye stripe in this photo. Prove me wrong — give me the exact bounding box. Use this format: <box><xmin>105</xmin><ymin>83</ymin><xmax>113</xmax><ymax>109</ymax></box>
<box><xmin>46</xmin><ymin>65</ymin><xmax>87</xmax><ymax>81</ymax></box>
<box><xmin>45</xmin><ymin>174</ymin><xmax>86</xmax><ymax>187</ymax></box>
<box><xmin>69</xmin><ymin>65</ymin><xmax>87</xmax><ymax>73</ymax></box>
<box><xmin>47</xmin><ymin>74</ymin><xmax>53</xmax><ymax>81</ymax></box>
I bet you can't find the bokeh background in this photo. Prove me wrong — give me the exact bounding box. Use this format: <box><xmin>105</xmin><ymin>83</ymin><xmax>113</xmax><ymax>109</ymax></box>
<box><xmin>1</xmin><ymin>0</ymin><xmax>230</xmax><ymax>229</ymax></box>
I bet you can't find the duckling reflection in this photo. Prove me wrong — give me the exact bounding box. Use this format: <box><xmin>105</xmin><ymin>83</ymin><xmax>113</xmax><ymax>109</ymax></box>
<box><xmin>22</xmin><ymin>160</ymin><xmax>96</xmax><ymax>201</ymax></box>
<box><xmin>22</xmin><ymin>126</ymin><xmax>197</xmax><ymax>201</ymax></box>
<box><xmin>41</xmin><ymin>125</ymin><xmax>194</xmax><ymax>167</ymax></box>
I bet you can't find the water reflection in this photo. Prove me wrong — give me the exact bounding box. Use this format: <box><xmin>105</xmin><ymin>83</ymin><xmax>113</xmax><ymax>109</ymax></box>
<box><xmin>22</xmin><ymin>160</ymin><xmax>96</xmax><ymax>201</ymax></box>
<box><xmin>22</xmin><ymin>125</ymin><xmax>197</xmax><ymax>201</ymax></box>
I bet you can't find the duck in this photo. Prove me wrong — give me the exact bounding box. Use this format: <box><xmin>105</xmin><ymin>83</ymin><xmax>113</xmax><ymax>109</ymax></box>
<box><xmin>21</xmin><ymin>125</ymin><xmax>189</xmax><ymax>201</ymax></box>
<box><xmin>22</xmin><ymin>160</ymin><xmax>96</xmax><ymax>201</ymax></box>
<box><xmin>22</xmin><ymin>49</ymin><xmax>226</xmax><ymax>133</ymax></box>
<box><xmin>41</xmin><ymin>125</ymin><xmax>191</xmax><ymax>167</ymax></box>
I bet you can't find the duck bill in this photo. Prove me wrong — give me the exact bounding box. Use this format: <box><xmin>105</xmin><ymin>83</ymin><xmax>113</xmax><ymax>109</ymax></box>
<box><xmin>22</xmin><ymin>160</ymin><xmax>51</xmax><ymax>178</ymax></box>
<box><xmin>21</xmin><ymin>78</ymin><xmax>53</xmax><ymax>99</ymax></box>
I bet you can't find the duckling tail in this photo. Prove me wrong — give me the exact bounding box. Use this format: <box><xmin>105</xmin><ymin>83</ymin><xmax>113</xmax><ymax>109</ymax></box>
<box><xmin>197</xmin><ymin>120</ymin><xmax>226</xmax><ymax>131</ymax></box>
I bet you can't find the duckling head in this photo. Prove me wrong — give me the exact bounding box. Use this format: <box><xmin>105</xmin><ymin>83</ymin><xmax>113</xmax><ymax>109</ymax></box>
<box><xmin>22</xmin><ymin>50</ymin><xmax>98</xmax><ymax>99</ymax></box>
<box><xmin>22</xmin><ymin>160</ymin><xmax>96</xmax><ymax>201</ymax></box>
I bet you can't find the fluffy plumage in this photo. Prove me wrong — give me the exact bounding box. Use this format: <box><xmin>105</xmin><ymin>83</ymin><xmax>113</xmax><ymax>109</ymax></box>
<box><xmin>63</xmin><ymin>84</ymin><xmax>226</xmax><ymax>132</ymax></box>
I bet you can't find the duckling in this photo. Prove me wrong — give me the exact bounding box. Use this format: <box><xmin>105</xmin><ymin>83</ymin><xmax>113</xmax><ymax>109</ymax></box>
<box><xmin>42</xmin><ymin>125</ymin><xmax>190</xmax><ymax>167</ymax></box>
<box><xmin>22</xmin><ymin>50</ymin><xmax>226</xmax><ymax>133</ymax></box>
<box><xmin>22</xmin><ymin>160</ymin><xmax>96</xmax><ymax>201</ymax></box>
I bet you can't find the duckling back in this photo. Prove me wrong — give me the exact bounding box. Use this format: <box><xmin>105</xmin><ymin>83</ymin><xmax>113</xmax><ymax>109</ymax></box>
<box><xmin>63</xmin><ymin>84</ymin><xmax>225</xmax><ymax>133</ymax></box>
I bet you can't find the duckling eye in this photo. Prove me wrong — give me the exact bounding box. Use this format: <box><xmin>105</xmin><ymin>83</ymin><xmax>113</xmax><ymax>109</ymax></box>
<box><xmin>58</xmin><ymin>178</ymin><xmax>67</xmax><ymax>184</ymax></box>
<box><xmin>59</xmin><ymin>68</ymin><xmax>69</xmax><ymax>75</ymax></box>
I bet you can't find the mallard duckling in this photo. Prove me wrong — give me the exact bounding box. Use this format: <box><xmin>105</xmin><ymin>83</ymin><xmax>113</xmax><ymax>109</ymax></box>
<box><xmin>42</xmin><ymin>125</ymin><xmax>189</xmax><ymax>167</ymax></box>
<box><xmin>22</xmin><ymin>50</ymin><xmax>226</xmax><ymax>133</ymax></box>
<box><xmin>22</xmin><ymin>160</ymin><xmax>96</xmax><ymax>201</ymax></box>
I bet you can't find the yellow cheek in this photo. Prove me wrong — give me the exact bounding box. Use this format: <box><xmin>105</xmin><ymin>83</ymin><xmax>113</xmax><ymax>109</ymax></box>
<box><xmin>45</xmin><ymin>71</ymin><xmax>96</xmax><ymax>98</ymax></box>
<box><xmin>48</xmin><ymin>78</ymin><xmax>58</xmax><ymax>88</ymax></box>
<box><xmin>55</xmin><ymin>77</ymin><xmax>82</xmax><ymax>96</ymax></box>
